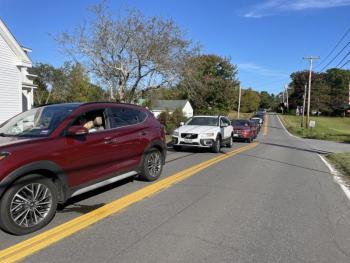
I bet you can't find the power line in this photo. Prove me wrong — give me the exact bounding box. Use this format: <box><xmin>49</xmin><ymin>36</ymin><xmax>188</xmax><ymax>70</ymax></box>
<box><xmin>320</xmin><ymin>41</ymin><xmax>350</xmax><ymax>71</ymax></box>
<box><xmin>340</xmin><ymin>59</ymin><xmax>350</xmax><ymax>69</ymax></box>
<box><xmin>335</xmin><ymin>52</ymin><xmax>350</xmax><ymax>68</ymax></box>
<box><xmin>315</xmin><ymin>28</ymin><xmax>350</xmax><ymax>69</ymax></box>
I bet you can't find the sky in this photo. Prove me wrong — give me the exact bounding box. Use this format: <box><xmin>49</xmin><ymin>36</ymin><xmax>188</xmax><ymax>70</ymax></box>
<box><xmin>0</xmin><ymin>0</ymin><xmax>349</xmax><ymax>94</ymax></box>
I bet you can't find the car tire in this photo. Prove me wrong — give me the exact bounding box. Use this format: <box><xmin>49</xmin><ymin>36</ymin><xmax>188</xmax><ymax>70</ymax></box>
<box><xmin>0</xmin><ymin>175</ymin><xmax>58</xmax><ymax>236</ymax></box>
<box><xmin>226</xmin><ymin>136</ymin><xmax>233</xmax><ymax>148</ymax></box>
<box><xmin>173</xmin><ymin>145</ymin><xmax>182</xmax><ymax>151</ymax></box>
<box><xmin>212</xmin><ymin>136</ymin><xmax>221</xmax><ymax>153</ymax></box>
<box><xmin>139</xmin><ymin>148</ymin><xmax>163</xmax><ymax>182</ymax></box>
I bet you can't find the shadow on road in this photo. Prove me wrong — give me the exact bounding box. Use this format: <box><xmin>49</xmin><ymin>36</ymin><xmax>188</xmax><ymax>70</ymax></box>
<box><xmin>239</xmin><ymin>153</ymin><xmax>331</xmax><ymax>175</ymax></box>
<box><xmin>261</xmin><ymin>142</ymin><xmax>331</xmax><ymax>154</ymax></box>
<box><xmin>57</xmin><ymin>177</ymin><xmax>136</xmax><ymax>213</ymax></box>
<box><xmin>57</xmin><ymin>203</ymin><xmax>105</xmax><ymax>214</ymax></box>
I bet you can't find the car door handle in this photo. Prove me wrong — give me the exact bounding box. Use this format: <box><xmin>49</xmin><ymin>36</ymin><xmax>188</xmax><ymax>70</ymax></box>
<box><xmin>104</xmin><ymin>137</ymin><xmax>118</xmax><ymax>144</ymax></box>
<box><xmin>139</xmin><ymin>131</ymin><xmax>147</xmax><ymax>136</ymax></box>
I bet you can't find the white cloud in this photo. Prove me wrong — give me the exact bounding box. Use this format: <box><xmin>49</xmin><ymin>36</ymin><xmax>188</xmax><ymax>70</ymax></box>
<box><xmin>238</xmin><ymin>62</ymin><xmax>287</xmax><ymax>77</ymax></box>
<box><xmin>243</xmin><ymin>0</ymin><xmax>350</xmax><ymax>18</ymax></box>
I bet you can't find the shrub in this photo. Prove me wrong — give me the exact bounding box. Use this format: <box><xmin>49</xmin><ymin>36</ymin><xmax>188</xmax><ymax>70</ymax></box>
<box><xmin>157</xmin><ymin>108</ymin><xmax>186</xmax><ymax>134</ymax></box>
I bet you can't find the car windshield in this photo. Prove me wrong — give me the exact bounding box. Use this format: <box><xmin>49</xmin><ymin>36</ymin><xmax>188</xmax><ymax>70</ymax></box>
<box><xmin>232</xmin><ymin>120</ymin><xmax>249</xmax><ymax>126</ymax></box>
<box><xmin>186</xmin><ymin>117</ymin><xmax>218</xmax><ymax>126</ymax></box>
<box><xmin>0</xmin><ymin>105</ymin><xmax>78</xmax><ymax>137</ymax></box>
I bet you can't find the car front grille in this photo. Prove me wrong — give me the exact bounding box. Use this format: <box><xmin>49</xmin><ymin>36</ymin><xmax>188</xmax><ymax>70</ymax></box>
<box><xmin>181</xmin><ymin>133</ymin><xmax>198</xmax><ymax>139</ymax></box>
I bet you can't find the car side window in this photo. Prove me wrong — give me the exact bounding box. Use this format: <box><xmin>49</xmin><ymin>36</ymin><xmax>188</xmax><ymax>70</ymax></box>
<box><xmin>109</xmin><ymin>107</ymin><xmax>147</xmax><ymax>128</ymax></box>
<box><xmin>71</xmin><ymin>109</ymin><xmax>107</xmax><ymax>133</ymax></box>
<box><xmin>220</xmin><ymin>117</ymin><xmax>230</xmax><ymax>127</ymax></box>
<box><xmin>223</xmin><ymin>118</ymin><xmax>230</xmax><ymax>126</ymax></box>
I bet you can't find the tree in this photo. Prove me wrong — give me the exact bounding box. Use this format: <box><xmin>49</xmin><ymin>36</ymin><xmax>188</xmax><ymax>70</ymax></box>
<box><xmin>178</xmin><ymin>54</ymin><xmax>239</xmax><ymax>114</ymax></box>
<box><xmin>32</xmin><ymin>62</ymin><xmax>107</xmax><ymax>104</ymax></box>
<box><xmin>31</xmin><ymin>63</ymin><xmax>67</xmax><ymax>105</ymax></box>
<box><xmin>326</xmin><ymin>68</ymin><xmax>350</xmax><ymax>115</ymax></box>
<box><xmin>65</xmin><ymin>63</ymin><xmax>106</xmax><ymax>102</ymax></box>
<box><xmin>240</xmin><ymin>88</ymin><xmax>260</xmax><ymax>112</ymax></box>
<box><xmin>57</xmin><ymin>3</ymin><xmax>196</xmax><ymax>102</ymax></box>
<box><xmin>287</xmin><ymin>69</ymin><xmax>350</xmax><ymax>116</ymax></box>
<box><xmin>259</xmin><ymin>91</ymin><xmax>274</xmax><ymax>109</ymax></box>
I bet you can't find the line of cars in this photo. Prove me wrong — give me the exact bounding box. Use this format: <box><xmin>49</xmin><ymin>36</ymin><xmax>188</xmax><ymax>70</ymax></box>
<box><xmin>0</xmin><ymin>102</ymin><xmax>265</xmax><ymax>235</ymax></box>
<box><xmin>171</xmin><ymin>111</ymin><xmax>265</xmax><ymax>152</ymax></box>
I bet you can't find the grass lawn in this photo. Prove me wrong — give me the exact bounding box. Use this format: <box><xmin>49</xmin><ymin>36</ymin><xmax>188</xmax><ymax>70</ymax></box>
<box><xmin>279</xmin><ymin>115</ymin><xmax>350</xmax><ymax>142</ymax></box>
<box><xmin>327</xmin><ymin>153</ymin><xmax>350</xmax><ymax>178</ymax></box>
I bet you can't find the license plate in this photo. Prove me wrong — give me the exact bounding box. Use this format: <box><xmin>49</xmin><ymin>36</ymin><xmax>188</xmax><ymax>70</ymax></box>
<box><xmin>233</xmin><ymin>134</ymin><xmax>239</xmax><ymax>137</ymax></box>
<box><xmin>184</xmin><ymin>138</ymin><xmax>192</xmax><ymax>143</ymax></box>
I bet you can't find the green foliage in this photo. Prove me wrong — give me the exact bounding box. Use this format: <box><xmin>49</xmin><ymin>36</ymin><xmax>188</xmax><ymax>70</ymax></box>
<box><xmin>259</xmin><ymin>91</ymin><xmax>274</xmax><ymax>109</ymax></box>
<box><xmin>288</xmin><ymin>68</ymin><xmax>350</xmax><ymax>116</ymax></box>
<box><xmin>157</xmin><ymin>108</ymin><xmax>186</xmax><ymax>134</ymax></box>
<box><xmin>178</xmin><ymin>54</ymin><xmax>239</xmax><ymax>114</ymax></box>
<box><xmin>32</xmin><ymin>62</ymin><xmax>107</xmax><ymax>105</ymax></box>
<box><xmin>240</xmin><ymin>89</ymin><xmax>261</xmax><ymax>113</ymax></box>
<box><xmin>327</xmin><ymin>153</ymin><xmax>350</xmax><ymax>178</ymax></box>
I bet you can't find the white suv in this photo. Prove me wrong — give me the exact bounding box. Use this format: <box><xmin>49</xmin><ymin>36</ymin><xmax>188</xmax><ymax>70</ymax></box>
<box><xmin>172</xmin><ymin>116</ymin><xmax>233</xmax><ymax>153</ymax></box>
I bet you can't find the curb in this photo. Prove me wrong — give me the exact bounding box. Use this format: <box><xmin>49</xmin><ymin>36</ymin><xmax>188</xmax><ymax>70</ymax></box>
<box><xmin>276</xmin><ymin>114</ymin><xmax>350</xmax><ymax>202</ymax></box>
<box><xmin>318</xmin><ymin>154</ymin><xmax>350</xmax><ymax>201</ymax></box>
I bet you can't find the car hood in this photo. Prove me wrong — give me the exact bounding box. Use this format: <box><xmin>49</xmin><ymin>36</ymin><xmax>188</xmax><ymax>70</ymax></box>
<box><xmin>177</xmin><ymin>125</ymin><xmax>218</xmax><ymax>134</ymax></box>
<box><xmin>0</xmin><ymin>136</ymin><xmax>36</xmax><ymax>148</ymax></box>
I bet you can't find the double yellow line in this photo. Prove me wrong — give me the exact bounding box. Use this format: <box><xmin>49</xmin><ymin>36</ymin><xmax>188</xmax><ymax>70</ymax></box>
<box><xmin>263</xmin><ymin>114</ymin><xmax>269</xmax><ymax>136</ymax></box>
<box><xmin>0</xmin><ymin>142</ymin><xmax>258</xmax><ymax>263</ymax></box>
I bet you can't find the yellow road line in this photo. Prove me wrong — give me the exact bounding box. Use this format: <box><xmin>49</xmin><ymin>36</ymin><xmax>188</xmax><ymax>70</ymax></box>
<box><xmin>0</xmin><ymin>142</ymin><xmax>259</xmax><ymax>263</ymax></box>
<box><xmin>263</xmin><ymin>114</ymin><xmax>269</xmax><ymax>136</ymax></box>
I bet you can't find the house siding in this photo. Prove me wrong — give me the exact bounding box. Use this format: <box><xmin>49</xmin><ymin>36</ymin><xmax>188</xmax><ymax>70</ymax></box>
<box><xmin>0</xmin><ymin>34</ymin><xmax>21</xmax><ymax>124</ymax></box>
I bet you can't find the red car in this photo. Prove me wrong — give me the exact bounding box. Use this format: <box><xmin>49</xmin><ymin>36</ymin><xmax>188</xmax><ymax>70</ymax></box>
<box><xmin>0</xmin><ymin>102</ymin><xmax>166</xmax><ymax>235</ymax></box>
<box><xmin>231</xmin><ymin>119</ymin><xmax>255</xmax><ymax>143</ymax></box>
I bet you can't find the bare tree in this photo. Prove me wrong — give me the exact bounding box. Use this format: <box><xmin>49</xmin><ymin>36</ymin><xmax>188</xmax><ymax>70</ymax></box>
<box><xmin>56</xmin><ymin>3</ymin><xmax>197</xmax><ymax>102</ymax></box>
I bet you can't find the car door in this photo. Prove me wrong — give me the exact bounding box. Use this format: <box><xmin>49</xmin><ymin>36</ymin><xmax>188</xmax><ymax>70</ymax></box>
<box><xmin>62</xmin><ymin>107</ymin><xmax>121</xmax><ymax>188</ymax></box>
<box><xmin>220</xmin><ymin>117</ymin><xmax>231</xmax><ymax>139</ymax></box>
<box><xmin>106</xmin><ymin>106</ymin><xmax>147</xmax><ymax>172</ymax></box>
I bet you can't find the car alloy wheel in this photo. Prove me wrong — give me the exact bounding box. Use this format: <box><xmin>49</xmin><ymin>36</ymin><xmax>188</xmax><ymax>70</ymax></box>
<box><xmin>147</xmin><ymin>151</ymin><xmax>162</xmax><ymax>178</ymax></box>
<box><xmin>10</xmin><ymin>183</ymin><xmax>53</xmax><ymax>228</ymax></box>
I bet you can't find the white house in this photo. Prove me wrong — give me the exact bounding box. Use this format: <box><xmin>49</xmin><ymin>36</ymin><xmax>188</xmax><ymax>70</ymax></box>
<box><xmin>151</xmin><ymin>100</ymin><xmax>193</xmax><ymax>118</ymax></box>
<box><xmin>0</xmin><ymin>19</ymin><xmax>36</xmax><ymax>124</ymax></box>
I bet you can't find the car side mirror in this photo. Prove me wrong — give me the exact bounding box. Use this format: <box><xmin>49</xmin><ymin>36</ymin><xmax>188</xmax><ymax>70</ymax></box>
<box><xmin>180</xmin><ymin>122</ymin><xmax>184</xmax><ymax>126</ymax></box>
<box><xmin>67</xmin><ymin>126</ymin><xmax>88</xmax><ymax>136</ymax></box>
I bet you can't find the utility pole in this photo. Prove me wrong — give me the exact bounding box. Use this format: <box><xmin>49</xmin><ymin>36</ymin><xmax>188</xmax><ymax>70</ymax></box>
<box><xmin>237</xmin><ymin>86</ymin><xmax>242</xmax><ymax>119</ymax></box>
<box><xmin>285</xmin><ymin>85</ymin><xmax>289</xmax><ymax>113</ymax></box>
<box><xmin>302</xmin><ymin>84</ymin><xmax>307</xmax><ymax>128</ymax></box>
<box><xmin>303</xmin><ymin>56</ymin><xmax>319</xmax><ymax>128</ymax></box>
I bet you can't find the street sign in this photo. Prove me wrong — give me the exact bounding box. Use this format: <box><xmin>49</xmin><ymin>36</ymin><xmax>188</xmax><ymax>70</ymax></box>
<box><xmin>309</xmin><ymin>120</ymin><xmax>316</xmax><ymax>128</ymax></box>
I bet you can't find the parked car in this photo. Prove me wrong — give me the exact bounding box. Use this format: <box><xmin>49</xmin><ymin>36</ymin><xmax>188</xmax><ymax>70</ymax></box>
<box><xmin>250</xmin><ymin>118</ymin><xmax>262</xmax><ymax>133</ymax></box>
<box><xmin>0</xmin><ymin>102</ymin><xmax>166</xmax><ymax>235</ymax></box>
<box><xmin>172</xmin><ymin>116</ymin><xmax>233</xmax><ymax>153</ymax></box>
<box><xmin>249</xmin><ymin>121</ymin><xmax>258</xmax><ymax>138</ymax></box>
<box><xmin>231</xmin><ymin>119</ymin><xmax>255</xmax><ymax>143</ymax></box>
<box><xmin>251</xmin><ymin>116</ymin><xmax>263</xmax><ymax>127</ymax></box>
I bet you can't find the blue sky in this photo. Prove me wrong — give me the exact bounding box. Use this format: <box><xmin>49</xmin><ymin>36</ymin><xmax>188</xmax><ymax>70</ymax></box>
<box><xmin>0</xmin><ymin>0</ymin><xmax>349</xmax><ymax>94</ymax></box>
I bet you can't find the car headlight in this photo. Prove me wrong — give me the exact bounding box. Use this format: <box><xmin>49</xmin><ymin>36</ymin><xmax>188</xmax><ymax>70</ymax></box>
<box><xmin>201</xmin><ymin>133</ymin><xmax>215</xmax><ymax>138</ymax></box>
<box><xmin>172</xmin><ymin>131</ymin><xmax>179</xmax><ymax>137</ymax></box>
<box><xmin>0</xmin><ymin>151</ymin><xmax>10</xmax><ymax>161</ymax></box>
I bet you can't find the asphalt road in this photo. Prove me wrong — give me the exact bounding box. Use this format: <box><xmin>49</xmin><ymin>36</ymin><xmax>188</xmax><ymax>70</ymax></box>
<box><xmin>1</xmin><ymin>113</ymin><xmax>350</xmax><ymax>262</ymax></box>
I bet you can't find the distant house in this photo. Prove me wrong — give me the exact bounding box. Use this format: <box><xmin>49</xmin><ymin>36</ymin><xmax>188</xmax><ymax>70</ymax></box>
<box><xmin>0</xmin><ymin>19</ymin><xmax>36</xmax><ymax>124</ymax></box>
<box><xmin>151</xmin><ymin>100</ymin><xmax>193</xmax><ymax>118</ymax></box>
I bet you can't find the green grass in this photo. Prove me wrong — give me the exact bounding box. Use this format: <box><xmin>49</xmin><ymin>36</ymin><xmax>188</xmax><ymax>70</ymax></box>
<box><xmin>279</xmin><ymin>115</ymin><xmax>350</xmax><ymax>142</ymax></box>
<box><xmin>327</xmin><ymin>153</ymin><xmax>350</xmax><ymax>178</ymax></box>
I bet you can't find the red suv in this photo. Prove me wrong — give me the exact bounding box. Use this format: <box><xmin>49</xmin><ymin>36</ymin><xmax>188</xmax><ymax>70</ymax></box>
<box><xmin>0</xmin><ymin>102</ymin><xmax>166</xmax><ymax>235</ymax></box>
